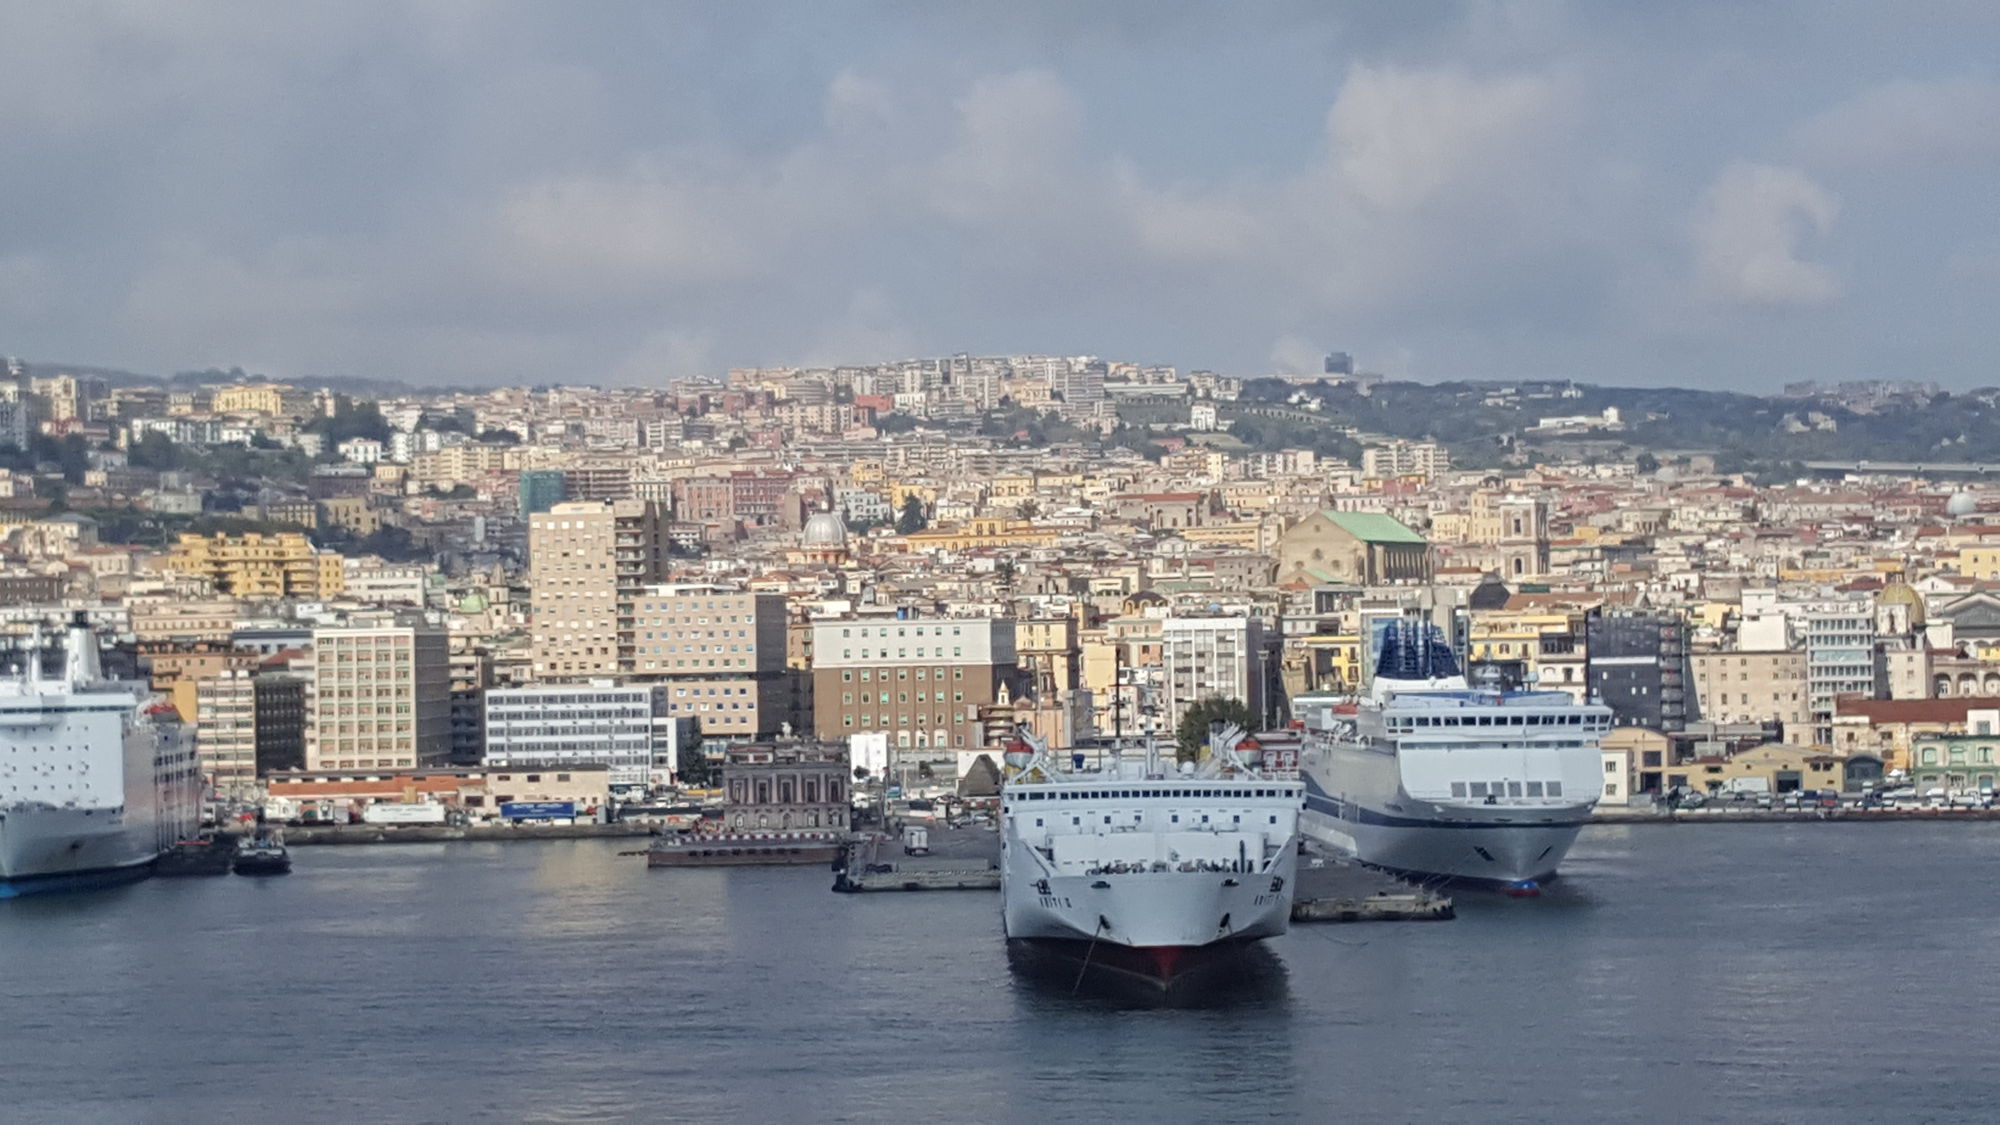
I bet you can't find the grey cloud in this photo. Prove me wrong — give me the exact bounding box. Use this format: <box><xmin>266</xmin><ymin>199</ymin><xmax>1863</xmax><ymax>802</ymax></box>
<box><xmin>2</xmin><ymin>2</ymin><xmax>1999</xmax><ymax>389</ymax></box>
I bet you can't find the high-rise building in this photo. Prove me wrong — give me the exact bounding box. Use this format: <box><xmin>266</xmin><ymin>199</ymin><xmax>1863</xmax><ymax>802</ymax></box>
<box><xmin>528</xmin><ymin>499</ymin><xmax>668</xmax><ymax>678</ymax></box>
<box><xmin>518</xmin><ymin>469</ymin><xmax>567</xmax><ymax>516</ymax></box>
<box><xmin>810</xmin><ymin>612</ymin><xmax>1019</xmax><ymax>758</ymax></box>
<box><xmin>1161</xmin><ymin>615</ymin><xmax>1268</xmax><ymax>732</ymax></box>
<box><xmin>1804</xmin><ymin>606</ymin><xmax>1878</xmax><ymax>743</ymax></box>
<box><xmin>628</xmin><ymin>583</ymin><xmax>801</xmax><ymax>738</ymax></box>
<box><xmin>1585</xmin><ymin>609</ymin><xmax>1696</xmax><ymax>733</ymax></box>
<box><xmin>194</xmin><ymin>670</ymin><xmax>259</xmax><ymax>799</ymax></box>
<box><xmin>306</xmin><ymin>614</ymin><xmax>451</xmax><ymax>771</ymax></box>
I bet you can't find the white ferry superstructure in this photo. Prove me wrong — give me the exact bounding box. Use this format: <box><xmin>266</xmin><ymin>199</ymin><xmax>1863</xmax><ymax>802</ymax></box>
<box><xmin>0</xmin><ymin>618</ymin><xmax>200</xmax><ymax>897</ymax></box>
<box><xmin>1298</xmin><ymin>621</ymin><xmax>1611</xmax><ymax>891</ymax></box>
<box><xmin>1000</xmin><ymin>727</ymin><xmax>1301</xmax><ymax>985</ymax></box>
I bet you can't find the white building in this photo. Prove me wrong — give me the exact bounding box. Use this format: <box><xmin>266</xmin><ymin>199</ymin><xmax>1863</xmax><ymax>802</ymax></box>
<box><xmin>1161</xmin><ymin>615</ymin><xmax>1268</xmax><ymax>733</ymax></box>
<box><xmin>484</xmin><ymin>682</ymin><xmax>672</xmax><ymax>789</ymax></box>
<box><xmin>1360</xmin><ymin>440</ymin><xmax>1450</xmax><ymax>480</ymax></box>
<box><xmin>337</xmin><ymin>437</ymin><xmax>384</xmax><ymax>464</ymax></box>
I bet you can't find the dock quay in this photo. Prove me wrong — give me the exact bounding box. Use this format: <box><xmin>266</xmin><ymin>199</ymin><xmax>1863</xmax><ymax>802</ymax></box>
<box><xmin>832</xmin><ymin>824</ymin><xmax>1001</xmax><ymax>892</ymax></box>
<box><xmin>1289</xmin><ymin>848</ymin><xmax>1455</xmax><ymax>923</ymax></box>
<box><xmin>274</xmin><ymin>822</ymin><xmax>658</xmax><ymax>846</ymax></box>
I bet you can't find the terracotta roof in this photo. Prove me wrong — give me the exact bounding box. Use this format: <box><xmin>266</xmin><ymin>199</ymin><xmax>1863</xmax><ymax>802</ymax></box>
<box><xmin>1833</xmin><ymin>696</ymin><xmax>2000</xmax><ymax>724</ymax></box>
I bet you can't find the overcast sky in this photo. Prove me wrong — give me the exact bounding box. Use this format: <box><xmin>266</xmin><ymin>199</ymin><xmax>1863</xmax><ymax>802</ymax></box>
<box><xmin>4</xmin><ymin>2</ymin><xmax>1999</xmax><ymax>389</ymax></box>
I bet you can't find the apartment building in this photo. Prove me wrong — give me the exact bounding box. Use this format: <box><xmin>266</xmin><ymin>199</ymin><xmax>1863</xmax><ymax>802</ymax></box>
<box><xmin>164</xmin><ymin>532</ymin><xmax>345</xmax><ymax>598</ymax></box>
<box><xmin>306</xmin><ymin>615</ymin><xmax>451</xmax><ymax>771</ymax></box>
<box><xmin>528</xmin><ymin>499</ymin><xmax>667</xmax><ymax>677</ymax></box>
<box><xmin>1692</xmin><ymin>650</ymin><xmax>1809</xmax><ymax>730</ymax></box>
<box><xmin>1161</xmin><ymin>614</ymin><xmax>1268</xmax><ymax>731</ymax></box>
<box><xmin>629</xmin><ymin>583</ymin><xmax>800</xmax><ymax>738</ymax></box>
<box><xmin>193</xmin><ymin>668</ymin><xmax>308</xmax><ymax>797</ymax></box>
<box><xmin>810</xmin><ymin>613</ymin><xmax>1019</xmax><ymax>756</ymax></box>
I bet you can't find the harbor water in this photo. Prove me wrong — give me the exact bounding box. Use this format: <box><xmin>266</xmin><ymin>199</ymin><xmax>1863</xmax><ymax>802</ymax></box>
<box><xmin>5</xmin><ymin>821</ymin><xmax>1999</xmax><ymax>1123</ymax></box>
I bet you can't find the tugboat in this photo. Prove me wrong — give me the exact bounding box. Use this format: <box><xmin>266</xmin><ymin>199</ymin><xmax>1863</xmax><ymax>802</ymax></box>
<box><xmin>232</xmin><ymin>831</ymin><xmax>292</xmax><ymax>876</ymax></box>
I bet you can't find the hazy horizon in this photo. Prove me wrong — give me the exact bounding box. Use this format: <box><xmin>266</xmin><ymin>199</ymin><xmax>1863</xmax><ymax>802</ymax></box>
<box><xmin>4</xmin><ymin>2</ymin><xmax>1998</xmax><ymax>390</ymax></box>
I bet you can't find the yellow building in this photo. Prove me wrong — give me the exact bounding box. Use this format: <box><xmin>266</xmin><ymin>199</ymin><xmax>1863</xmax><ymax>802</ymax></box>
<box><xmin>1959</xmin><ymin>546</ymin><xmax>2000</xmax><ymax>582</ymax></box>
<box><xmin>989</xmin><ymin>475</ymin><xmax>1036</xmax><ymax>500</ymax></box>
<box><xmin>901</xmin><ymin>519</ymin><xmax>1059</xmax><ymax>552</ymax></box>
<box><xmin>211</xmin><ymin>383</ymin><xmax>288</xmax><ymax>416</ymax></box>
<box><xmin>165</xmin><ymin>532</ymin><xmax>346</xmax><ymax>598</ymax></box>
<box><xmin>1179</xmin><ymin>521</ymin><xmax>1273</xmax><ymax>551</ymax></box>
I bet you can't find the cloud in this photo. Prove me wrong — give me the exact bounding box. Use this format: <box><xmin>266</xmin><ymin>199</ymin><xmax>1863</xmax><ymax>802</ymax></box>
<box><xmin>800</xmin><ymin>288</ymin><xmax>918</xmax><ymax>368</ymax></box>
<box><xmin>611</xmin><ymin>327</ymin><xmax>715</xmax><ymax>387</ymax></box>
<box><xmin>1691</xmin><ymin>162</ymin><xmax>1841</xmax><ymax>308</ymax></box>
<box><xmin>1793</xmin><ymin>78</ymin><xmax>2000</xmax><ymax>171</ymax></box>
<box><xmin>1268</xmin><ymin>335</ymin><xmax>1326</xmax><ymax>376</ymax></box>
<box><xmin>3</xmin><ymin>4</ymin><xmax>2000</xmax><ymax>389</ymax></box>
<box><xmin>1325</xmin><ymin>65</ymin><xmax>1563</xmax><ymax>213</ymax></box>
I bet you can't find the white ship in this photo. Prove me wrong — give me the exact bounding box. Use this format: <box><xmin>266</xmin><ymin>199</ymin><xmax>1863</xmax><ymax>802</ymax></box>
<box><xmin>1000</xmin><ymin>727</ymin><xmax>1301</xmax><ymax>987</ymax></box>
<box><xmin>0</xmin><ymin>618</ymin><xmax>201</xmax><ymax>897</ymax></box>
<box><xmin>1299</xmin><ymin>621</ymin><xmax>1610</xmax><ymax>892</ymax></box>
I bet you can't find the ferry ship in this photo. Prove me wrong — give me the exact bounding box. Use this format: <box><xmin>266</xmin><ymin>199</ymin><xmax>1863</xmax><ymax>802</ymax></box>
<box><xmin>0</xmin><ymin>618</ymin><xmax>201</xmax><ymax>897</ymax></box>
<box><xmin>1000</xmin><ymin>727</ymin><xmax>1301</xmax><ymax>987</ymax></box>
<box><xmin>1298</xmin><ymin>620</ymin><xmax>1611</xmax><ymax>892</ymax></box>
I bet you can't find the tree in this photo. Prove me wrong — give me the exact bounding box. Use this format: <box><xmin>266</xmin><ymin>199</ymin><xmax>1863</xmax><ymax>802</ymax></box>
<box><xmin>676</xmin><ymin>726</ymin><xmax>715</xmax><ymax>788</ymax></box>
<box><xmin>127</xmin><ymin>431</ymin><xmax>183</xmax><ymax>471</ymax></box>
<box><xmin>478</xmin><ymin>428</ymin><xmax>522</xmax><ymax>445</ymax></box>
<box><xmin>1174</xmin><ymin>697</ymin><xmax>1260</xmax><ymax>763</ymax></box>
<box><xmin>1635</xmin><ymin>451</ymin><xmax>1660</xmax><ymax>475</ymax></box>
<box><xmin>895</xmin><ymin>493</ymin><xmax>928</xmax><ymax>534</ymax></box>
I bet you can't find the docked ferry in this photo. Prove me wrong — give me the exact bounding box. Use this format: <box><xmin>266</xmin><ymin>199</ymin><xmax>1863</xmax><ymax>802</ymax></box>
<box><xmin>1000</xmin><ymin>728</ymin><xmax>1301</xmax><ymax>987</ymax></box>
<box><xmin>0</xmin><ymin>618</ymin><xmax>201</xmax><ymax>897</ymax></box>
<box><xmin>1298</xmin><ymin>620</ymin><xmax>1610</xmax><ymax>891</ymax></box>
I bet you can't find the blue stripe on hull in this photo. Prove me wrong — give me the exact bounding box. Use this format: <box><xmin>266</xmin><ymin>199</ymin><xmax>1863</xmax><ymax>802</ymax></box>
<box><xmin>0</xmin><ymin>862</ymin><xmax>153</xmax><ymax>899</ymax></box>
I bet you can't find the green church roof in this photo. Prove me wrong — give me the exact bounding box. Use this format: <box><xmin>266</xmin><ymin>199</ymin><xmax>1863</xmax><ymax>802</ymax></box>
<box><xmin>1321</xmin><ymin>510</ymin><xmax>1427</xmax><ymax>545</ymax></box>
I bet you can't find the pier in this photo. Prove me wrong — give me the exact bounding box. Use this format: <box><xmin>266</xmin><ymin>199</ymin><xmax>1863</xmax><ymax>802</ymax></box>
<box><xmin>831</xmin><ymin>825</ymin><xmax>1001</xmax><ymax>892</ymax></box>
<box><xmin>1289</xmin><ymin>848</ymin><xmax>1456</xmax><ymax>923</ymax></box>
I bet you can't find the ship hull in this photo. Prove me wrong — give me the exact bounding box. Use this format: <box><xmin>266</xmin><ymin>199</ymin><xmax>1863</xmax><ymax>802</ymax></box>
<box><xmin>1006</xmin><ymin>934</ymin><xmax>1273</xmax><ymax>992</ymax></box>
<box><xmin>1301</xmin><ymin>746</ymin><xmax>1595</xmax><ymax>885</ymax></box>
<box><xmin>1001</xmin><ymin>832</ymin><xmax>1297</xmax><ymax>982</ymax></box>
<box><xmin>1301</xmin><ymin>794</ymin><xmax>1586</xmax><ymax>884</ymax></box>
<box><xmin>0</xmin><ymin>805</ymin><xmax>161</xmax><ymax>897</ymax></box>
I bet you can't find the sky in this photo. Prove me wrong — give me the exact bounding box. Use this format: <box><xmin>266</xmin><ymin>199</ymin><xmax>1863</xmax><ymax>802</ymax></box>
<box><xmin>3</xmin><ymin>1</ymin><xmax>1999</xmax><ymax>390</ymax></box>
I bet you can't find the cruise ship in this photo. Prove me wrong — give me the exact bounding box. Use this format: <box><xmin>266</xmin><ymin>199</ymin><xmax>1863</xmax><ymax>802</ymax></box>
<box><xmin>1000</xmin><ymin>727</ymin><xmax>1301</xmax><ymax>987</ymax></box>
<box><xmin>0</xmin><ymin>618</ymin><xmax>201</xmax><ymax>897</ymax></box>
<box><xmin>1298</xmin><ymin>620</ymin><xmax>1611</xmax><ymax>892</ymax></box>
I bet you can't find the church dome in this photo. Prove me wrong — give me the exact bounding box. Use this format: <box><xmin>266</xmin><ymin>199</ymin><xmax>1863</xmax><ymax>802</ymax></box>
<box><xmin>801</xmin><ymin>511</ymin><xmax>849</xmax><ymax>549</ymax></box>
<box><xmin>1877</xmin><ymin>576</ymin><xmax>1926</xmax><ymax>627</ymax></box>
<box><xmin>1947</xmin><ymin>491</ymin><xmax>1979</xmax><ymax>518</ymax></box>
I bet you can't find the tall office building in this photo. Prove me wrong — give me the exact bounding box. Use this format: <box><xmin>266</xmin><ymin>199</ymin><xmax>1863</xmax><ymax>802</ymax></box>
<box><xmin>528</xmin><ymin>499</ymin><xmax>668</xmax><ymax>678</ymax></box>
<box><xmin>484</xmin><ymin>682</ymin><xmax>672</xmax><ymax>789</ymax></box>
<box><xmin>306</xmin><ymin>614</ymin><xmax>451</xmax><ymax>771</ymax></box>
<box><xmin>810</xmin><ymin>612</ymin><xmax>1019</xmax><ymax>757</ymax></box>
<box><xmin>627</xmin><ymin>583</ymin><xmax>801</xmax><ymax>738</ymax></box>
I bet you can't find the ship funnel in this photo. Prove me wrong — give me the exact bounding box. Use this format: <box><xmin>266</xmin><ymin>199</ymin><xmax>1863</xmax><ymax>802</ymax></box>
<box><xmin>62</xmin><ymin>613</ymin><xmax>100</xmax><ymax>687</ymax></box>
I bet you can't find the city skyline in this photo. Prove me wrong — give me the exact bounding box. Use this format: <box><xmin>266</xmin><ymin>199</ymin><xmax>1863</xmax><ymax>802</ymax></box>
<box><xmin>3</xmin><ymin>3</ymin><xmax>1999</xmax><ymax>390</ymax></box>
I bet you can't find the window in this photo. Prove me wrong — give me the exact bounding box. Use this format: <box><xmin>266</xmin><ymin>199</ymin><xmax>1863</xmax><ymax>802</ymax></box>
<box><xmin>1604</xmin><ymin>760</ymin><xmax>1617</xmax><ymax>774</ymax></box>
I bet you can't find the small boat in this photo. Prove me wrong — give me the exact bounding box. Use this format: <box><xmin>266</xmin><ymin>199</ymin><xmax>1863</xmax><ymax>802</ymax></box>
<box><xmin>232</xmin><ymin>833</ymin><xmax>292</xmax><ymax>876</ymax></box>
